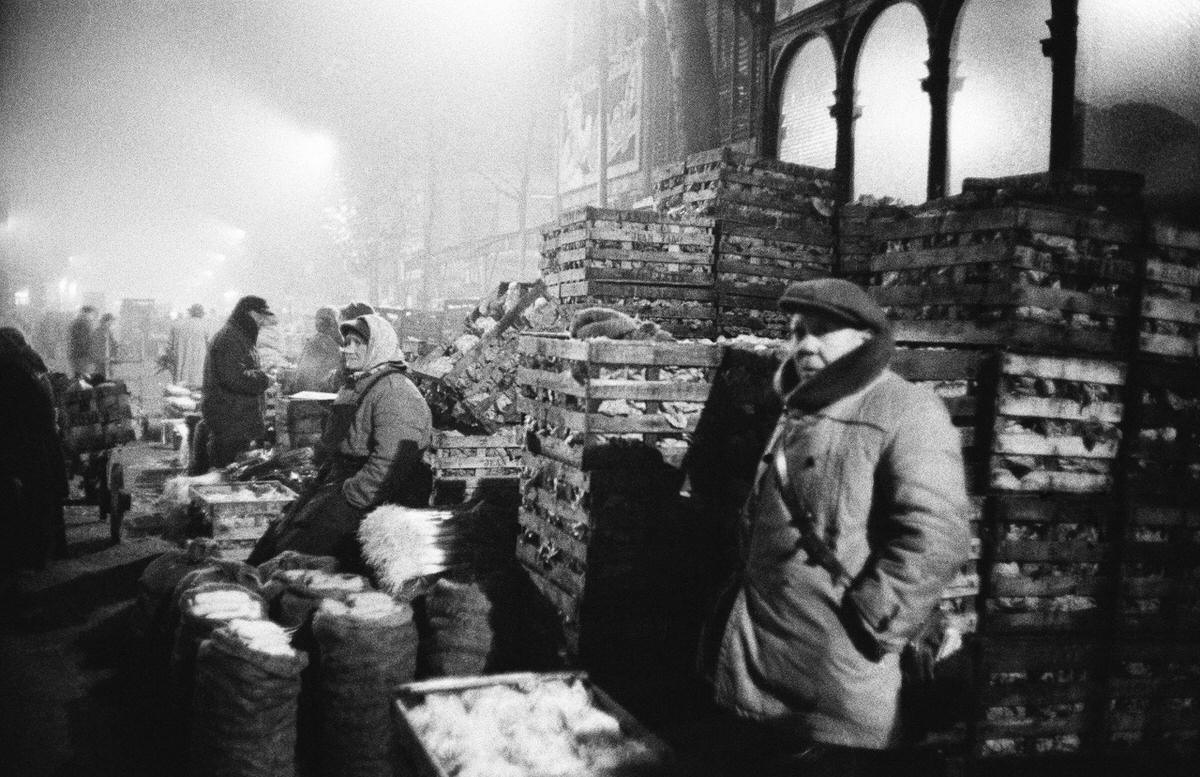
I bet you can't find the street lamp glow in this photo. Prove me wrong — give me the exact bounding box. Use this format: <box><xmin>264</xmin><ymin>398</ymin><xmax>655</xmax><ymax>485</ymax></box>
<box><xmin>293</xmin><ymin>132</ymin><xmax>337</xmax><ymax>175</ymax></box>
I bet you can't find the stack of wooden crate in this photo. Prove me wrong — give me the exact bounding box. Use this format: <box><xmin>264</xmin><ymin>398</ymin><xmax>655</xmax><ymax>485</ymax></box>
<box><xmin>60</xmin><ymin>380</ymin><xmax>136</xmax><ymax>452</ymax></box>
<box><xmin>540</xmin><ymin>207</ymin><xmax>717</xmax><ymax>338</ymax></box>
<box><xmin>866</xmin><ymin>204</ymin><xmax>1141</xmax><ymax>356</ymax></box>
<box><xmin>513</xmin><ymin>334</ymin><xmax>721</xmax><ymax>661</ymax></box>
<box><xmin>654</xmin><ymin>148</ymin><xmax>839</xmax><ymax>339</ymax></box>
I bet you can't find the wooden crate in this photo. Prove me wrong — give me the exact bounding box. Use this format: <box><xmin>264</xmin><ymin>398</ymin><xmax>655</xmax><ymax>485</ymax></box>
<box><xmin>654</xmin><ymin>147</ymin><xmax>838</xmax><ymax>233</ymax></box>
<box><xmin>1104</xmin><ymin>640</ymin><xmax>1200</xmax><ymax>755</ymax></box>
<box><xmin>1117</xmin><ymin>501</ymin><xmax>1200</xmax><ymax>635</ymax></box>
<box><xmin>540</xmin><ymin>206</ymin><xmax>714</xmax><ymax>286</ymax></box>
<box><xmin>1137</xmin><ymin>222</ymin><xmax>1200</xmax><ymax>360</ymax></box>
<box><xmin>835</xmin><ymin>201</ymin><xmax>904</xmax><ymax>281</ymax></box>
<box><xmin>981</xmin><ymin>495</ymin><xmax>1116</xmax><ymax>634</ymax></box>
<box><xmin>988</xmin><ymin>353</ymin><xmax>1126</xmax><ymax>494</ymax></box>
<box><xmin>1126</xmin><ymin>357</ymin><xmax>1200</xmax><ymax>499</ymax></box>
<box><xmin>516</xmin><ymin>334</ymin><xmax>721</xmax><ymax>470</ymax></box>
<box><xmin>392</xmin><ymin>671</ymin><xmax>674</xmax><ymax>777</ymax></box>
<box><xmin>714</xmin><ymin>222</ymin><xmax>834</xmax><ymax>338</ymax></box>
<box><xmin>274</xmin><ymin>393</ymin><xmax>334</xmax><ymax>451</ymax></box>
<box><xmin>516</xmin><ymin>448</ymin><xmax>685</xmax><ymax>655</ymax></box>
<box><xmin>189</xmin><ymin>481</ymin><xmax>297</xmax><ymax>559</ymax></box>
<box><xmin>426</xmin><ymin>429</ymin><xmax>523</xmax><ymax>504</ymax></box>
<box><xmin>961</xmin><ymin>169</ymin><xmax>1145</xmax><ymax>217</ymax></box>
<box><xmin>867</xmin><ymin>206</ymin><xmax>1141</xmax><ymax>355</ymax></box>
<box><xmin>59</xmin><ymin>380</ymin><xmax>136</xmax><ymax>452</ymax></box>
<box><xmin>975</xmin><ymin>637</ymin><xmax>1107</xmax><ymax>759</ymax></box>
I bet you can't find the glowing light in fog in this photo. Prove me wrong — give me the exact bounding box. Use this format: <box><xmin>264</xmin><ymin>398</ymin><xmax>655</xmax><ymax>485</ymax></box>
<box><xmin>292</xmin><ymin>132</ymin><xmax>336</xmax><ymax>176</ymax></box>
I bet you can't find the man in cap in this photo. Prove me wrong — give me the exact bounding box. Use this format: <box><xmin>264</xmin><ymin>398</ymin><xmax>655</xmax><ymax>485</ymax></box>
<box><xmin>704</xmin><ymin>278</ymin><xmax>970</xmax><ymax>775</ymax></box>
<box><xmin>200</xmin><ymin>295</ymin><xmax>274</xmax><ymax>467</ymax></box>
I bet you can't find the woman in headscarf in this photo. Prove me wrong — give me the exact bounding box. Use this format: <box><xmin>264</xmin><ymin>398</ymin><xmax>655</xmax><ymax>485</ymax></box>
<box><xmin>248</xmin><ymin>314</ymin><xmax>433</xmax><ymax>571</ymax></box>
<box><xmin>0</xmin><ymin>327</ymin><xmax>69</xmax><ymax>572</ymax></box>
<box><xmin>293</xmin><ymin>307</ymin><xmax>343</xmax><ymax>392</ymax></box>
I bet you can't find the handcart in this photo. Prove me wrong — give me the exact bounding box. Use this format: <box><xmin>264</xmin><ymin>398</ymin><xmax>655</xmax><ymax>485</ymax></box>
<box><xmin>57</xmin><ymin>378</ymin><xmax>136</xmax><ymax>544</ymax></box>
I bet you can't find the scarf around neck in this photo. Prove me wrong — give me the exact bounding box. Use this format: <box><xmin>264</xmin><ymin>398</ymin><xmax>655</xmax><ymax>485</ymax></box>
<box><xmin>774</xmin><ymin>330</ymin><xmax>895</xmax><ymax>413</ymax></box>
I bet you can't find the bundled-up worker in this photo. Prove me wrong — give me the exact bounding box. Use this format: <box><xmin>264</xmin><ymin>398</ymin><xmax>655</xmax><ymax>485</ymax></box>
<box><xmin>703</xmin><ymin>278</ymin><xmax>970</xmax><ymax>777</ymax></box>
<box><xmin>201</xmin><ymin>295</ymin><xmax>274</xmax><ymax>467</ymax></box>
<box><xmin>249</xmin><ymin>313</ymin><xmax>432</xmax><ymax>571</ymax></box>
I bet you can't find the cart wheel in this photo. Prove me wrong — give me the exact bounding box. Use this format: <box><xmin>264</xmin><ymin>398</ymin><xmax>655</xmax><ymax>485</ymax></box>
<box><xmin>107</xmin><ymin>461</ymin><xmax>126</xmax><ymax>544</ymax></box>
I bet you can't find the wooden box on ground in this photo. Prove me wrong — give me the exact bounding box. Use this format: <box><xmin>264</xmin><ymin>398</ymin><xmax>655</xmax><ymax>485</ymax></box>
<box><xmin>425</xmin><ymin>428</ymin><xmax>523</xmax><ymax>505</ymax></box>
<box><xmin>189</xmin><ymin>481</ymin><xmax>297</xmax><ymax>560</ymax></box>
<box><xmin>980</xmin><ymin>495</ymin><xmax>1116</xmax><ymax>635</ymax></box>
<box><xmin>654</xmin><ymin>147</ymin><xmax>838</xmax><ymax>233</ymax></box>
<box><xmin>867</xmin><ymin>206</ymin><xmax>1140</xmax><ymax>356</ymax></box>
<box><xmin>715</xmin><ymin>222</ymin><xmax>834</xmax><ymax>338</ymax></box>
<box><xmin>988</xmin><ymin>353</ymin><xmax>1126</xmax><ymax>494</ymax></box>
<box><xmin>392</xmin><ymin>671</ymin><xmax>673</xmax><ymax>777</ymax></box>
<box><xmin>1137</xmin><ymin>222</ymin><xmax>1200</xmax><ymax>360</ymax></box>
<box><xmin>274</xmin><ymin>392</ymin><xmax>334</xmax><ymax>451</ymax></box>
<box><xmin>975</xmin><ymin>637</ymin><xmax>1107</xmax><ymax>759</ymax></box>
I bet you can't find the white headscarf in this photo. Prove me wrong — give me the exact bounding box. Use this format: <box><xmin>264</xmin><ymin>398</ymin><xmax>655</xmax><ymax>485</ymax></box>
<box><xmin>345</xmin><ymin>314</ymin><xmax>401</xmax><ymax>375</ymax></box>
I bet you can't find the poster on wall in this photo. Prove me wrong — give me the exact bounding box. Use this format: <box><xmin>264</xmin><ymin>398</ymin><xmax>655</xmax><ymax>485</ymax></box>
<box><xmin>559</xmin><ymin>39</ymin><xmax>643</xmax><ymax>194</ymax></box>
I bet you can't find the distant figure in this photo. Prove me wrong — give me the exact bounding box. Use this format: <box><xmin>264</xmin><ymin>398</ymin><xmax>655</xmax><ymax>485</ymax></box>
<box><xmin>171</xmin><ymin>303</ymin><xmax>209</xmax><ymax>389</ymax></box>
<box><xmin>0</xmin><ymin>327</ymin><xmax>70</xmax><ymax>570</ymax></box>
<box><xmin>67</xmin><ymin>305</ymin><xmax>98</xmax><ymax>378</ymax></box>
<box><xmin>255</xmin><ymin>308</ymin><xmax>287</xmax><ymax>371</ymax></box>
<box><xmin>89</xmin><ymin>313</ymin><xmax>118</xmax><ymax>381</ymax></box>
<box><xmin>201</xmin><ymin>295</ymin><xmax>274</xmax><ymax>468</ymax></box>
<box><xmin>294</xmin><ymin>307</ymin><xmax>342</xmax><ymax>392</ymax></box>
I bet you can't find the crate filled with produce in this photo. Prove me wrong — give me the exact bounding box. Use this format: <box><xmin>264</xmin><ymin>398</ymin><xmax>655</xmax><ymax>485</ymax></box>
<box><xmin>393</xmin><ymin>671</ymin><xmax>673</xmax><ymax>777</ymax></box>
<box><xmin>654</xmin><ymin>146</ymin><xmax>838</xmax><ymax>233</ymax></box>
<box><xmin>189</xmin><ymin>481</ymin><xmax>297</xmax><ymax>560</ymax></box>
<box><xmin>541</xmin><ymin>207</ymin><xmax>717</xmax><ymax>339</ymax></box>
<box><xmin>981</xmin><ymin>495</ymin><xmax>1115</xmax><ymax>634</ymax></box>
<box><xmin>715</xmin><ymin>223</ymin><xmax>834</xmax><ymax>338</ymax></box>
<box><xmin>1136</xmin><ymin>221</ymin><xmax>1200</xmax><ymax>360</ymax></box>
<box><xmin>1116</xmin><ymin>501</ymin><xmax>1200</xmax><ymax>636</ymax></box>
<box><xmin>425</xmin><ymin>428</ymin><xmax>524</xmax><ymax>505</ymax></box>
<box><xmin>274</xmin><ymin>391</ymin><xmax>334</xmax><ymax>451</ymax></box>
<box><xmin>1125</xmin><ymin>356</ymin><xmax>1200</xmax><ymax>499</ymax></box>
<box><xmin>1104</xmin><ymin>640</ymin><xmax>1200</xmax><ymax>755</ymax></box>
<box><xmin>59</xmin><ymin>380</ymin><xmax>137</xmax><ymax>452</ymax></box>
<box><xmin>866</xmin><ymin>205</ymin><xmax>1140</xmax><ymax>356</ymax></box>
<box><xmin>988</xmin><ymin>353</ymin><xmax>1126</xmax><ymax>494</ymax></box>
<box><xmin>975</xmin><ymin>637</ymin><xmax>1106</xmax><ymax>759</ymax></box>
<box><xmin>835</xmin><ymin>199</ymin><xmax>905</xmax><ymax>283</ymax></box>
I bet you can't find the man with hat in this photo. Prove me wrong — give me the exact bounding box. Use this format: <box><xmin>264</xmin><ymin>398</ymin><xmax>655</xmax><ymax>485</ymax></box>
<box><xmin>703</xmin><ymin>278</ymin><xmax>970</xmax><ymax>775</ymax></box>
<box><xmin>200</xmin><ymin>295</ymin><xmax>274</xmax><ymax>467</ymax></box>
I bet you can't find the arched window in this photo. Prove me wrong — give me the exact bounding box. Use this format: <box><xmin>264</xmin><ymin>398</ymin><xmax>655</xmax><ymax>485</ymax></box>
<box><xmin>947</xmin><ymin>0</ymin><xmax>1052</xmax><ymax>191</ymax></box>
<box><xmin>854</xmin><ymin>2</ymin><xmax>929</xmax><ymax>204</ymax></box>
<box><xmin>1077</xmin><ymin>0</ymin><xmax>1200</xmax><ymax>225</ymax></box>
<box><xmin>776</xmin><ymin>37</ymin><xmax>837</xmax><ymax>169</ymax></box>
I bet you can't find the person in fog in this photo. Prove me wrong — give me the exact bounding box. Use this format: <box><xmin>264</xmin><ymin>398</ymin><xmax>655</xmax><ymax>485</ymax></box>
<box><xmin>200</xmin><ymin>295</ymin><xmax>274</xmax><ymax>467</ymax></box>
<box><xmin>170</xmin><ymin>303</ymin><xmax>209</xmax><ymax>388</ymax></box>
<box><xmin>294</xmin><ymin>307</ymin><xmax>343</xmax><ymax>392</ymax></box>
<box><xmin>89</xmin><ymin>313</ymin><xmax>118</xmax><ymax>381</ymax></box>
<box><xmin>67</xmin><ymin>305</ymin><xmax>98</xmax><ymax>378</ymax></box>
<box><xmin>248</xmin><ymin>313</ymin><xmax>432</xmax><ymax>571</ymax></box>
<box><xmin>0</xmin><ymin>327</ymin><xmax>70</xmax><ymax>573</ymax></box>
<box><xmin>703</xmin><ymin>279</ymin><xmax>970</xmax><ymax>777</ymax></box>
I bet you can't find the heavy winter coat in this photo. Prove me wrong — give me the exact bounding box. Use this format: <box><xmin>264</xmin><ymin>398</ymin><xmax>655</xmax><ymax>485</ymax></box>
<box><xmin>200</xmin><ymin>314</ymin><xmax>269</xmax><ymax>441</ymax></box>
<box><xmin>712</xmin><ymin>365</ymin><xmax>969</xmax><ymax>749</ymax></box>
<box><xmin>171</xmin><ymin>314</ymin><xmax>210</xmax><ymax>388</ymax></box>
<box><xmin>294</xmin><ymin>309</ymin><xmax>342</xmax><ymax>393</ymax></box>
<box><xmin>331</xmin><ymin>316</ymin><xmax>432</xmax><ymax>509</ymax></box>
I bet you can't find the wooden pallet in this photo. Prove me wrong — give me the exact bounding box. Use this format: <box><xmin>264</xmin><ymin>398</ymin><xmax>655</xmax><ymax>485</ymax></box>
<box><xmin>988</xmin><ymin>353</ymin><xmax>1126</xmax><ymax>494</ymax></box>
<box><xmin>1137</xmin><ymin>222</ymin><xmax>1200</xmax><ymax>359</ymax></box>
